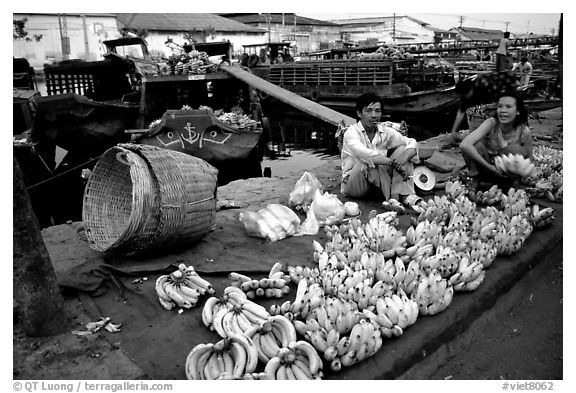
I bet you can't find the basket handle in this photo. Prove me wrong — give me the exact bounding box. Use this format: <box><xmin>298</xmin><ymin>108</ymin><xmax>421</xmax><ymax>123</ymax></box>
<box><xmin>116</xmin><ymin>152</ymin><xmax>132</xmax><ymax>166</ymax></box>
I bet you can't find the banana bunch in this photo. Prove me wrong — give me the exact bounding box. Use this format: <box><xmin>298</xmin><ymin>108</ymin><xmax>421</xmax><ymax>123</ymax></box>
<box><xmin>374</xmin><ymin>256</ymin><xmax>406</xmax><ymax>291</ymax></box>
<box><xmin>445</xmin><ymin>210</ymin><xmax>469</xmax><ymax>232</ymax></box>
<box><xmin>155</xmin><ymin>263</ymin><xmax>214</xmax><ymax>310</ymax></box>
<box><xmin>321</xmin><ymin>319</ymin><xmax>383</xmax><ymax>371</ymax></box>
<box><xmin>445</xmin><ymin>179</ymin><xmax>467</xmax><ymax>200</ymax></box>
<box><xmin>321</xmin><ymin>263</ymin><xmax>365</xmax><ymax>297</ymax></box>
<box><xmin>494</xmin><ymin>153</ymin><xmax>536</xmax><ymax>179</ymax></box>
<box><xmin>243</xmin><ymin>315</ymin><xmax>296</xmax><ymax>363</ymax></box>
<box><xmin>501</xmin><ymin>187</ymin><xmax>531</xmax><ymax>218</ymax></box>
<box><xmin>419</xmin><ymin>245</ymin><xmax>461</xmax><ymax>278</ymax></box>
<box><xmin>185</xmin><ymin>334</ymin><xmax>259</xmax><ymax>380</ymax></box>
<box><xmin>291</xmin><ymin>278</ymin><xmax>324</xmax><ymax>319</ymax></box>
<box><xmin>287</xmin><ymin>265</ymin><xmax>322</xmax><ymax>285</ymax></box>
<box><xmin>305</xmin><ymin>296</ymin><xmax>362</xmax><ymax>336</ymax></box>
<box><xmin>468</xmin><ymin>239</ymin><xmax>498</xmax><ymax>269</ymax></box>
<box><xmin>364</xmin><ymin>289</ymin><xmax>418</xmax><ymax>338</ymax></box>
<box><xmin>229</xmin><ymin>262</ymin><xmax>292</xmax><ymax>299</ymax></box>
<box><xmin>412</xmin><ymin>271</ymin><xmax>454</xmax><ymax>316</ymax></box>
<box><xmin>264</xmin><ymin>341</ymin><xmax>324</xmax><ymax>380</ymax></box>
<box><xmin>468</xmin><ymin>185</ymin><xmax>502</xmax><ymax>206</ymax></box>
<box><xmin>417</xmin><ymin>195</ymin><xmax>451</xmax><ymax>224</ymax></box>
<box><xmin>450</xmin><ymin>194</ymin><xmax>477</xmax><ymax>217</ymax></box>
<box><xmin>493</xmin><ymin>215</ymin><xmax>532</xmax><ymax>256</ymax></box>
<box><xmin>533</xmin><ymin>145</ymin><xmax>562</xmax><ymax>174</ymax></box>
<box><xmin>438</xmin><ymin>229</ymin><xmax>471</xmax><ymax>253</ymax></box>
<box><xmin>202</xmin><ymin>287</ymin><xmax>271</xmax><ymax>335</ymax></box>
<box><xmin>469</xmin><ymin>210</ymin><xmax>504</xmax><ymax>242</ymax></box>
<box><xmin>530</xmin><ymin>205</ymin><xmax>556</xmax><ymax>229</ymax></box>
<box><xmin>449</xmin><ymin>255</ymin><xmax>485</xmax><ymax>292</ymax></box>
<box><xmin>397</xmin><ymin>259</ymin><xmax>422</xmax><ymax>296</ymax></box>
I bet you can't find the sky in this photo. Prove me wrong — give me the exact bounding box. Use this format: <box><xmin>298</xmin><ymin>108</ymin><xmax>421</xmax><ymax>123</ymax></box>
<box><xmin>299</xmin><ymin>13</ymin><xmax>562</xmax><ymax>36</ymax></box>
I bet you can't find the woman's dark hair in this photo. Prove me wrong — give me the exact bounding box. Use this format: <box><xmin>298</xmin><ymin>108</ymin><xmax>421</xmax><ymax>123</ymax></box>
<box><xmin>504</xmin><ymin>31</ymin><xmax>511</xmax><ymax>38</ymax></box>
<box><xmin>355</xmin><ymin>92</ymin><xmax>382</xmax><ymax>113</ymax></box>
<box><xmin>494</xmin><ymin>90</ymin><xmax>529</xmax><ymax>127</ymax></box>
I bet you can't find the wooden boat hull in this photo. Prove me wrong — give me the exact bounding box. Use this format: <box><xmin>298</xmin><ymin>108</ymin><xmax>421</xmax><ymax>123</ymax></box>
<box><xmin>31</xmin><ymin>93</ymin><xmax>139</xmax><ymax>155</ymax></box>
<box><xmin>269</xmin><ymin>84</ymin><xmax>461</xmax><ymax>117</ymax></box>
<box><xmin>135</xmin><ymin>109</ymin><xmax>263</xmax><ymax>163</ymax></box>
<box><xmin>525</xmin><ymin>98</ymin><xmax>562</xmax><ymax>112</ymax></box>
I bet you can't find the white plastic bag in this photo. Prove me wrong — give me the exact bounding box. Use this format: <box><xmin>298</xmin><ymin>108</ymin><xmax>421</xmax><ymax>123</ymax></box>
<box><xmin>239</xmin><ymin>204</ymin><xmax>301</xmax><ymax>242</ymax></box>
<box><xmin>288</xmin><ymin>171</ymin><xmax>323</xmax><ymax>210</ymax></box>
<box><xmin>310</xmin><ymin>189</ymin><xmax>346</xmax><ymax>226</ymax></box>
<box><xmin>296</xmin><ymin>207</ymin><xmax>320</xmax><ymax>236</ymax></box>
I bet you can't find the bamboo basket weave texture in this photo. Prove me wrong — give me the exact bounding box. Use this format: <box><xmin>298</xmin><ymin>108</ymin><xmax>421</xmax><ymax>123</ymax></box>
<box><xmin>120</xmin><ymin>143</ymin><xmax>218</xmax><ymax>250</ymax></box>
<box><xmin>82</xmin><ymin>145</ymin><xmax>160</xmax><ymax>253</ymax></box>
<box><xmin>82</xmin><ymin>144</ymin><xmax>218</xmax><ymax>253</ymax></box>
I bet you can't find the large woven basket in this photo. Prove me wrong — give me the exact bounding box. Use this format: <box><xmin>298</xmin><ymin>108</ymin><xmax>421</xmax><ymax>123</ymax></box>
<box><xmin>82</xmin><ymin>144</ymin><xmax>218</xmax><ymax>253</ymax></box>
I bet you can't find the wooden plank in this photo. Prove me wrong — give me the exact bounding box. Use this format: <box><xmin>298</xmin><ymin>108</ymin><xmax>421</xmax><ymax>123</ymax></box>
<box><xmin>221</xmin><ymin>65</ymin><xmax>355</xmax><ymax>127</ymax></box>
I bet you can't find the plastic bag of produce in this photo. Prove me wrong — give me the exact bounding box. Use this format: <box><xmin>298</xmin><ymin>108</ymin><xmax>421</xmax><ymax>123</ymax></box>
<box><xmin>288</xmin><ymin>171</ymin><xmax>323</xmax><ymax>210</ymax></box>
<box><xmin>310</xmin><ymin>189</ymin><xmax>346</xmax><ymax>226</ymax></box>
<box><xmin>296</xmin><ymin>207</ymin><xmax>320</xmax><ymax>236</ymax></box>
<box><xmin>239</xmin><ymin>204</ymin><xmax>301</xmax><ymax>242</ymax></box>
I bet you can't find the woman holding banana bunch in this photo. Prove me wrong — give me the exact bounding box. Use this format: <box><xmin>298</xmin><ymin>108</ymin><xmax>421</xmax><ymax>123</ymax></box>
<box><xmin>459</xmin><ymin>90</ymin><xmax>533</xmax><ymax>189</ymax></box>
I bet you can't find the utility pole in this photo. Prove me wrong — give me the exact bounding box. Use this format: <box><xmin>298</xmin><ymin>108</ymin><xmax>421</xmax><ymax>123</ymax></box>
<box><xmin>267</xmin><ymin>13</ymin><xmax>271</xmax><ymax>44</ymax></box>
<box><xmin>82</xmin><ymin>14</ymin><xmax>90</xmax><ymax>60</ymax></box>
<box><xmin>459</xmin><ymin>16</ymin><xmax>464</xmax><ymax>28</ymax></box>
<box><xmin>505</xmin><ymin>21</ymin><xmax>510</xmax><ymax>32</ymax></box>
<box><xmin>57</xmin><ymin>13</ymin><xmax>70</xmax><ymax>61</ymax></box>
<box><xmin>392</xmin><ymin>13</ymin><xmax>396</xmax><ymax>44</ymax></box>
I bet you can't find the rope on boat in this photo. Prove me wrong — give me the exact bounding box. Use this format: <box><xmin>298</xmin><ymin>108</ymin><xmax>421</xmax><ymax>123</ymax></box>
<box><xmin>26</xmin><ymin>155</ymin><xmax>103</xmax><ymax>191</ymax></box>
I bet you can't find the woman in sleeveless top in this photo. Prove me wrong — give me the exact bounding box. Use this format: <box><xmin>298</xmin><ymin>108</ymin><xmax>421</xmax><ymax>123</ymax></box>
<box><xmin>460</xmin><ymin>90</ymin><xmax>533</xmax><ymax>185</ymax></box>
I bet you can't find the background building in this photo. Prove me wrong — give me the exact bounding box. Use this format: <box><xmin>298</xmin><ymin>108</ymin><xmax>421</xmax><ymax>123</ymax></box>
<box><xmin>115</xmin><ymin>13</ymin><xmax>266</xmax><ymax>59</ymax></box>
<box><xmin>329</xmin><ymin>16</ymin><xmax>436</xmax><ymax>46</ymax></box>
<box><xmin>220</xmin><ymin>13</ymin><xmax>341</xmax><ymax>54</ymax></box>
<box><xmin>13</xmin><ymin>13</ymin><xmax>121</xmax><ymax>69</ymax></box>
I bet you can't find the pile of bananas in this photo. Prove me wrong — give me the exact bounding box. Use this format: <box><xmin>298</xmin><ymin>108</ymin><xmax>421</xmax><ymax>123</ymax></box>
<box><xmin>445</xmin><ymin>180</ymin><xmax>468</xmax><ymax>200</ymax></box>
<box><xmin>530</xmin><ymin>205</ymin><xmax>556</xmax><ymax>229</ymax></box>
<box><xmin>214</xmin><ymin>110</ymin><xmax>259</xmax><ymax>130</ymax></box>
<box><xmin>202</xmin><ymin>287</ymin><xmax>271</xmax><ymax>336</ymax></box>
<box><xmin>468</xmin><ymin>185</ymin><xmax>503</xmax><ymax>206</ymax></box>
<box><xmin>264</xmin><ymin>341</ymin><xmax>324</xmax><ymax>379</ymax></box>
<box><xmin>244</xmin><ymin>315</ymin><xmax>297</xmax><ymax>363</ymax></box>
<box><xmin>229</xmin><ymin>262</ymin><xmax>292</xmax><ymax>299</ymax></box>
<box><xmin>185</xmin><ymin>334</ymin><xmax>258</xmax><ymax>380</ymax></box>
<box><xmin>494</xmin><ymin>154</ymin><xmax>536</xmax><ymax>178</ymax></box>
<box><xmin>155</xmin><ymin>264</ymin><xmax>214</xmax><ymax>310</ymax></box>
<box><xmin>416</xmin><ymin>195</ymin><xmax>452</xmax><ymax>224</ymax></box>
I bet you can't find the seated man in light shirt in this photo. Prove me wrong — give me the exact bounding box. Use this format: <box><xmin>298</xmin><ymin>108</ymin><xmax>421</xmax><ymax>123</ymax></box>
<box><xmin>341</xmin><ymin>93</ymin><xmax>419</xmax><ymax>202</ymax></box>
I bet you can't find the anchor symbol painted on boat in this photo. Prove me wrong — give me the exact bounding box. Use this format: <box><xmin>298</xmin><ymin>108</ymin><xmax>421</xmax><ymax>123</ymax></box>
<box><xmin>154</xmin><ymin>122</ymin><xmax>232</xmax><ymax>149</ymax></box>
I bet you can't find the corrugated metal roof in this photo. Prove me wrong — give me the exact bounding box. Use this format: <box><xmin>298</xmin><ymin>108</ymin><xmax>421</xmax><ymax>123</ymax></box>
<box><xmin>115</xmin><ymin>13</ymin><xmax>265</xmax><ymax>33</ymax></box>
<box><xmin>451</xmin><ymin>26</ymin><xmax>504</xmax><ymax>41</ymax></box>
<box><xmin>330</xmin><ymin>15</ymin><xmax>430</xmax><ymax>27</ymax></box>
<box><xmin>221</xmin><ymin>13</ymin><xmax>338</xmax><ymax>26</ymax></box>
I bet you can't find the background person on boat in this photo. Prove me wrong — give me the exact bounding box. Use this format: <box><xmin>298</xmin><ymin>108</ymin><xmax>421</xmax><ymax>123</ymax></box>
<box><xmin>459</xmin><ymin>90</ymin><xmax>533</xmax><ymax>190</ymax></box>
<box><xmin>340</xmin><ymin>93</ymin><xmax>419</xmax><ymax>202</ymax></box>
<box><xmin>513</xmin><ymin>57</ymin><xmax>533</xmax><ymax>87</ymax></box>
<box><xmin>495</xmin><ymin>31</ymin><xmax>512</xmax><ymax>72</ymax></box>
<box><xmin>447</xmin><ymin>71</ymin><xmax>519</xmax><ymax>146</ymax></box>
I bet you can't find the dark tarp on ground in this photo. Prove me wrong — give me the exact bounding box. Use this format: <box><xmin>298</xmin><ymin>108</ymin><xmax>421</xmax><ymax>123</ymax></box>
<box><xmin>43</xmin><ymin>191</ymin><xmax>562</xmax><ymax>380</ymax></box>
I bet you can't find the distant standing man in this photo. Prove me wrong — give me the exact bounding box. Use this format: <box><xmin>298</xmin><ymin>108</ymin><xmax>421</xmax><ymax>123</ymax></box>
<box><xmin>495</xmin><ymin>31</ymin><xmax>511</xmax><ymax>72</ymax></box>
<box><xmin>513</xmin><ymin>57</ymin><xmax>533</xmax><ymax>86</ymax></box>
